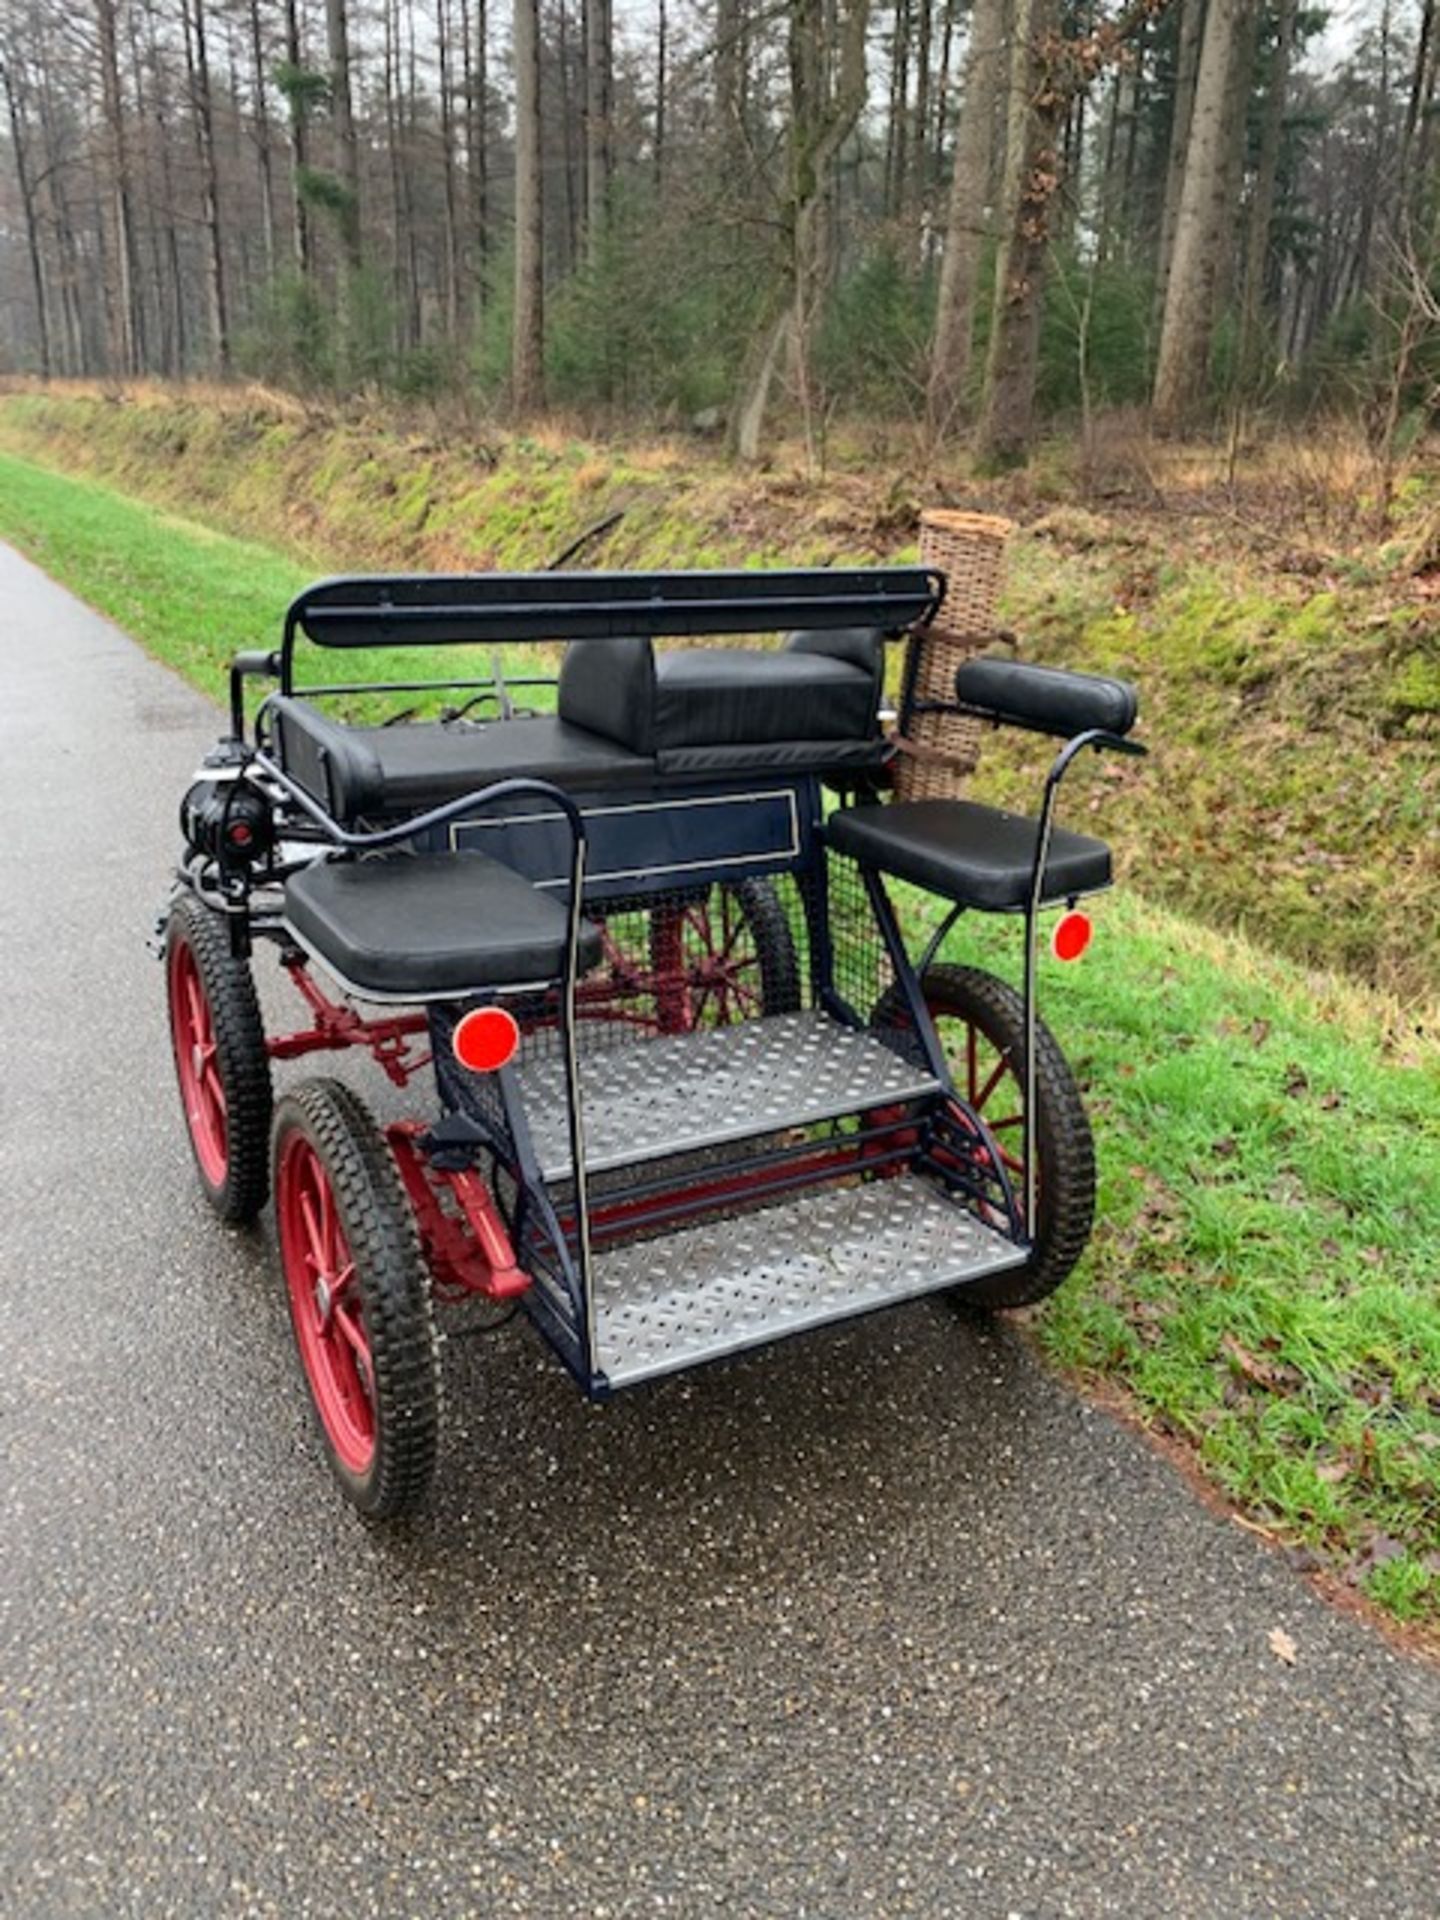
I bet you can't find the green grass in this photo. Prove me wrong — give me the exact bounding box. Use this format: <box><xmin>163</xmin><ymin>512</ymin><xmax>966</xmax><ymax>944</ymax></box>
<box><xmin>0</xmin><ymin>452</ymin><xmax>556</xmax><ymax>723</ymax></box>
<box><xmin>2</xmin><ymin>449</ymin><xmax>1437</xmax><ymax>1635</ymax></box>
<box><xmin>913</xmin><ymin>887</ymin><xmax>1440</xmax><ymax>1628</ymax></box>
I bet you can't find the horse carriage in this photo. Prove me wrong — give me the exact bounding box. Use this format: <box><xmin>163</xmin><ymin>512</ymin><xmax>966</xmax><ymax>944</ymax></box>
<box><xmin>163</xmin><ymin>565</ymin><xmax>1141</xmax><ymax>1516</ymax></box>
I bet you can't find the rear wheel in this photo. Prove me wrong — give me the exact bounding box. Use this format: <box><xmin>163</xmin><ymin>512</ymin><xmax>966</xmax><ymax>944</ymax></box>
<box><xmin>649</xmin><ymin>878</ymin><xmax>802</xmax><ymax>1029</ymax></box>
<box><xmin>272</xmin><ymin>1080</ymin><xmax>440</xmax><ymax>1519</ymax></box>
<box><xmin>165</xmin><ymin>893</ymin><xmax>272</xmax><ymax>1223</ymax></box>
<box><xmin>880</xmin><ymin>964</ymin><xmax>1095</xmax><ymax>1308</ymax></box>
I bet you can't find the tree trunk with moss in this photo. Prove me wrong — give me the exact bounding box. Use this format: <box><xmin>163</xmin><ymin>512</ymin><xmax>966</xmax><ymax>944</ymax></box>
<box><xmin>974</xmin><ymin>0</ymin><xmax>1062</xmax><ymax>468</ymax></box>
<box><xmin>927</xmin><ymin>0</ymin><xmax>1006</xmax><ymax>440</ymax></box>
<box><xmin>1153</xmin><ymin>0</ymin><xmax>1250</xmax><ymax>427</ymax></box>
<box><xmin>730</xmin><ymin>0</ymin><xmax>870</xmax><ymax>462</ymax></box>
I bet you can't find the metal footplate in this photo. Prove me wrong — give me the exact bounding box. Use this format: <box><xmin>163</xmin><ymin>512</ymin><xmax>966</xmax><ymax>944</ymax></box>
<box><xmin>516</xmin><ymin>1010</ymin><xmax>940</xmax><ymax>1182</ymax></box>
<box><xmin>589</xmin><ymin>1174</ymin><xmax>1027</xmax><ymax>1387</ymax></box>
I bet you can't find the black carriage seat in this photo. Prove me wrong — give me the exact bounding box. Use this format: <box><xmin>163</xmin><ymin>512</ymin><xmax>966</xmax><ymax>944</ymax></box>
<box><xmin>826</xmin><ymin>659</ymin><xmax>1136</xmax><ymax>912</ymax></box>
<box><xmin>826</xmin><ymin>800</ymin><xmax>1110</xmax><ymax>912</ymax></box>
<box><xmin>284</xmin><ymin>851</ymin><xmax>603</xmax><ymax>998</ymax></box>
<box><xmin>264</xmin><ymin>626</ymin><xmax>889</xmax><ymax>823</ymax></box>
<box><xmin>266</xmin><ymin>703</ymin><xmax>652</xmax><ymax>822</ymax></box>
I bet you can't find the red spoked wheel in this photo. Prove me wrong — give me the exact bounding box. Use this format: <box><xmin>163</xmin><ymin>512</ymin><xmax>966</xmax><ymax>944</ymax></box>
<box><xmin>272</xmin><ymin>1080</ymin><xmax>440</xmax><ymax>1519</ymax></box>
<box><xmin>165</xmin><ymin>893</ymin><xmax>272</xmax><ymax>1223</ymax></box>
<box><xmin>648</xmin><ymin>879</ymin><xmax>801</xmax><ymax>1031</ymax></box>
<box><xmin>875</xmin><ymin>964</ymin><xmax>1095</xmax><ymax>1308</ymax></box>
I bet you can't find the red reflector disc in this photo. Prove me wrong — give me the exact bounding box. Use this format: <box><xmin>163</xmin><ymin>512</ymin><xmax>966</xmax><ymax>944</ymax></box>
<box><xmin>1052</xmin><ymin>911</ymin><xmax>1093</xmax><ymax>963</ymax></box>
<box><xmin>453</xmin><ymin>1005</ymin><xmax>520</xmax><ymax>1073</ymax></box>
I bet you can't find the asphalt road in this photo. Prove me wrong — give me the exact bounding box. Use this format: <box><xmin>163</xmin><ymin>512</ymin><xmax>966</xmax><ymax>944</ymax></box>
<box><xmin>1</xmin><ymin>538</ymin><xmax>1436</xmax><ymax>1920</ymax></box>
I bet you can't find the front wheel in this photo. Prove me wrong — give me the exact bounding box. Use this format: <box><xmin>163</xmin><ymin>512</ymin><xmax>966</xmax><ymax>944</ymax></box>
<box><xmin>887</xmin><ymin>964</ymin><xmax>1096</xmax><ymax>1309</ymax></box>
<box><xmin>272</xmin><ymin>1080</ymin><xmax>441</xmax><ymax>1519</ymax></box>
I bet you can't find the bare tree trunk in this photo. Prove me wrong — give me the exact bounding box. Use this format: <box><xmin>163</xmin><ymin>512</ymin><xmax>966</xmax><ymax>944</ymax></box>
<box><xmin>715</xmin><ymin>0</ymin><xmax>746</xmax><ymax>181</ymax></box>
<box><xmin>927</xmin><ymin>0</ymin><xmax>1005</xmax><ymax>438</ymax></box>
<box><xmin>143</xmin><ymin>2</ymin><xmax>189</xmax><ymax>373</ymax></box>
<box><xmin>975</xmin><ymin>0</ymin><xmax>1063</xmax><ymax>467</ymax></box>
<box><xmin>1402</xmin><ymin>0</ymin><xmax>1438</xmax><ymax>204</ymax></box>
<box><xmin>907</xmin><ymin>0</ymin><xmax>933</xmax><ymax>248</ymax></box>
<box><xmin>1</xmin><ymin>55</ymin><xmax>52</xmax><ymax>377</ymax></box>
<box><xmin>402</xmin><ymin>0</ymin><xmax>423</xmax><ymax>347</ymax></box>
<box><xmin>34</xmin><ymin>25</ymin><xmax>86</xmax><ymax>373</ymax></box>
<box><xmin>283</xmin><ymin>0</ymin><xmax>313</xmax><ymax>278</ymax></box>
<box><xmin>557</xmin><ymin>0</ymin><xmax>581</xmax><ymax>269</ymax></box>
<box><xmin>458</xmin><ymin>0</ymin><xmax>489</xmax><ymax>293</ymax></box>
<box><xmin>1238</xmin><ymin>0</ymin><xmax>1295</xmax><ymax>389</ymax></box>
<box><xmin>186</xmin><ymin>0</ymin><xmax>231</xmax><ymax>372</ymax></box>
<box><xmin>436</xmin><ymin>0</ymin><xmax>462</xmax><ymax>334</ymax></box>
<box><xmin>1155</xmin><ymin>0</ymin><xmax>1204</xmax><ymax>322</ymax></box>
<box><xmin>383</xmin><ymin>0</ymin><xmax>408</xmax><ymax>350</ymax></box>
<box><xmin>654</xmin><ymin>0</ymin><xmax>667</xmax><ymax>194</ymax></box>
<box><xmin>124</xmin><ymin>5</ymin><xmax>161</xmax><ymax>372</ymax></box>
<box><xmin>1153</xmin><ymin>0</ymin><xmax>1250</xmax><ymax>427</ymax></box>
<box><xmin>326</xmin><ymin>0</ymin><xmax>364</xmax><ymax>274</ymax></box>
<box><xmin>247</xmin><ymin>0</ymin><xmax>279</xmax><ymax>282</ymax></box>
<box><xmin>512</xmin><ymin>0</ymin><xmax>544</xmax><ymax>409</ymax></box>
<box><xmin>884</xmin><ymin>0</ymin><xmax>910</xmax><ymax>220</ymax></box>
<box><xmin>94</xmin><ymin>0</ymin><xmax>139</xmax><ymax>375</ymax></box>
<box><xmin>584</xmin><ymin>0</ymin><xmax>613</xmax><ymax>263</ymax></box>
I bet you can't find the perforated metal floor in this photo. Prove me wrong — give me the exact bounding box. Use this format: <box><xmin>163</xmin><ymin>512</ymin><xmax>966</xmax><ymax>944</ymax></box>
<box><xmin>589</xmin><ymin>1174</ymin><xmax>1026</xmax><ymax>1386</ymax></box>
<box><xmin>516</xmin><ymin>1011</ymin><xmax>940</xmax><ymax>1182</ymax></box>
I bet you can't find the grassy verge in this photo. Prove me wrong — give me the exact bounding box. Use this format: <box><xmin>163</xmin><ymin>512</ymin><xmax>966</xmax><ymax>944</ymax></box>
<box><xmin>0</xmin><ymin>452</ymin><xmax>555</xmax><ymax>722</ymax></box>
<box><xmin>2</xmin><ymin>449</ymin><xmax>1437</xmax><ymax>1638</ymax></box>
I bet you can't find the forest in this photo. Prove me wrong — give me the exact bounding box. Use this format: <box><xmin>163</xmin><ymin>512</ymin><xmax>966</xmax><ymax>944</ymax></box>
<box><xmin>0</xmin><ymin>0</ymin><xmax>1437</xmax><ymax>465</ymax></box>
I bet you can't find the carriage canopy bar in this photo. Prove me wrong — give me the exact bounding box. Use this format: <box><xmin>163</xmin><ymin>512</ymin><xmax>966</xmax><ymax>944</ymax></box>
<box><xmin>281</xmin><ymin>566</ymin><xmax>945</xmax><ymax>683</ymax></box>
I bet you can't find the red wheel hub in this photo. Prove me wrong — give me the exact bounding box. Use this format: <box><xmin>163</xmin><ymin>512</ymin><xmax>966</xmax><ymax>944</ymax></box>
<box><xmin>168</xmin><ymin>937</ymin><xmax>228</xmax><ymax>1187</ymax></box>
<box><xmin>651</xmin><ymin>892</ymin><xmax>766</xmax><ymax>1032</ymax></box>
<box><xmin>276</xmin><ymin>1130</ymin><xmax>376</xmax><ymax>1474</ymax></box>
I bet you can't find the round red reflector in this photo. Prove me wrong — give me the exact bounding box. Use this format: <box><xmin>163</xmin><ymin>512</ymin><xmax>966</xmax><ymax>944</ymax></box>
<box><xmin>1052</xmin><ymin>911</ymin><xmax>1093</xmax><ymax>962</ymax></box>
<box><xmin>453</xmin><ymin>1005</ymin><xmax>520</xmax><ymax>1073</ymax></box>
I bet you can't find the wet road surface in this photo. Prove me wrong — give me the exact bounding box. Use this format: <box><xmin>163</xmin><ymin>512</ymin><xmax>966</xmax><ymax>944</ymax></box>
<box><xmin>1</xmin><ymin>539</ymin><xmax>1437</xmax><ymax>1917</ymax></box>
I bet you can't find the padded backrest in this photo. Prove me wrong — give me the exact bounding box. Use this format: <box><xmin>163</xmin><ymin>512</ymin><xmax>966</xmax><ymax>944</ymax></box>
<box><xmin>783</xmin><ymin>625</ymin><xmax>885</xmax><ymax>707</ymax></box>
<box><xmin>557</xmin><ymin>636</ymin><xmax>656</xmax><ymax>753</ymax></box>
<box><xmin>955</xmin><ymin>656</ymin><xmax>1138</xmax><ymax>740</ymax></box>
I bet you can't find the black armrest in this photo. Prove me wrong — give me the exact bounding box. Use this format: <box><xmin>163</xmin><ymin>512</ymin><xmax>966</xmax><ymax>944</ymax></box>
<box><xmin>955</xmin><ymin>657</ymin><xmax>1138</xmax><ymax>740</ymax></box>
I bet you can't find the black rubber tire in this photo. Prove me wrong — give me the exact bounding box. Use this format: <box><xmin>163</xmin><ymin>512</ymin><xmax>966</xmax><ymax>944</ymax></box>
<box><xmin>165</xmin><ymin>892</ymin><xmax>273</xmax><ymax>1224</ymax></box>
<box><xmin>648</xmin><ymin>877</ymin><xmax>802</xmax><ymax>1019</ymax></box>
<box><xmin>883</xmin><ymin>963</ymin><xmax>1095</xmax><ymax>1309</ymax></box>
<box><xmin>271</xmin><ymin>1079</ymin><xmax>441</xmax><ymax>1520</ymax></box>
<box><xmin>731</xmin><ymin>877</ymin><xmax>802</xmax><ymax>1015</ymax></box>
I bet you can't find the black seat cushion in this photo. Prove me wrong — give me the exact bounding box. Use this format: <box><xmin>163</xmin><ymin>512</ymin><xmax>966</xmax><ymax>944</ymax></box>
<box><xmin>268</xmin><ymin>701</ymin><xmax>654</xmax><ymax>820</ymax></box>
<box><xmin>826</xmin><ymin>799</ymin><xmax>1111</xmax><ymax>911</ymax></box>
<box><xmin>285</xmin><ymin>851</ymin><xmax>602</xmax><ymax>997</ymax></box>
<box><xmin>653</xmin><ymin>650</ymin><xmax>878</xmax><ymax>749</ymax></box>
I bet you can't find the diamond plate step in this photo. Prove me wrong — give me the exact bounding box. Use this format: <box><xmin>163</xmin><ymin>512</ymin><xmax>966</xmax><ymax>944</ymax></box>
<box><xmin>515</xmin><ymin>1010</ymin><xmax>940</xmax><ymax>1182</ymax></box>
<box><xmin>589</xmin><ymin>1174</ymin><xmax>1026</xmax><ymax>1387</ymax></box>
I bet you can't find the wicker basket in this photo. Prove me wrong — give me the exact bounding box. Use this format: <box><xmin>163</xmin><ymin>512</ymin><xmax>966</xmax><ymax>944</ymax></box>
<box><xmin>894</xmin><ymin>508</ymin><xmax>1014</xmax><ymax>802</ymax></box>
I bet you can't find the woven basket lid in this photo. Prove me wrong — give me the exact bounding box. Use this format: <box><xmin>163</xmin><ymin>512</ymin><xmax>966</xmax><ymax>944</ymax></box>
<box><xmin>919</xmin><ymin>508</ymin><xmax>1015</xmax><ymax>543</ymax></box>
